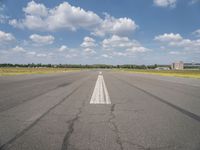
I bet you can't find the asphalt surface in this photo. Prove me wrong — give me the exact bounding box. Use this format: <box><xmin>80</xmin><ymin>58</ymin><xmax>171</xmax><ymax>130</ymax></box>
<box><xmin>0</xmin><ymin>70</ymin><xmax>200</xmax><ymax>150</ymax></box>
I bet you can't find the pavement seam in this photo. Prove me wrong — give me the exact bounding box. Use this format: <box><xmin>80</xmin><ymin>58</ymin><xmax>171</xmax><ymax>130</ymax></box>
<box><xmin>0</xmin><ymin>83</ymin><xmax>71</xmax><ymax>113</ymax></box>
<box><xmin>123</xmin><ymin>74</ymin><xmax>199</xmax><ymax>99</ymax></box>
<box><xmin>107</xmin><ymin>73</ymin><xmax>180</xmax><ymax>150</ymax></box>
<box><xmin>0</xmin><ymin>76</ymin><xmax>90</xmax><ymax>150</ymax></box>
<box><xmin>0</xmin><ymin>73</ymin><xmax>87</xmax><ymax>113</ymax></box>
<box><xmin>113</xmin><ymin>75</ymin><xmax>200</xmax><ymax>123</ymax></box>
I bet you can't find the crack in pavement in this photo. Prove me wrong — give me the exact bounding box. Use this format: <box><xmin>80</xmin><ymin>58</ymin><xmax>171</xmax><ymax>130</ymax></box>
<box><xmin>122</xmin><ymin>140</ymin><xmax>146</xmax><ymax>150</ymax></box>
<box><xmin>61</xmin><ymin>105</ymin><xmax>83</xmax><ymax>150</ymax></box>
<box><xmin>0</xmin><ymin>77</ymin><xmax>89</xmax><ymax>150</ymax></box>
<box><xmin>108</xmin><ymin>104</ymin><xmax>124</xmax><ymax>150</ymax></box>
<box><xmin>60</xmin><ymin>75</ymin><xmax>96</xmax><ymax>150</ymax></box>
<box><xmin>61</xmin><ymin>90</ymin><xmax>89</xmax><ymax>150</ymax></box>
<box><xmin>121</xmin><ymin>140</ymin><xmax>175</xmax><ymax>150</ymax></box>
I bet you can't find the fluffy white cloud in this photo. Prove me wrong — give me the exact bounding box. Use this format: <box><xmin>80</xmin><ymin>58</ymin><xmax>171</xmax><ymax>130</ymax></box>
<box><xmin>154</xmin><ymin>33</ymin><xmax>183</xmax><ymax>42</ymax></box>
<box><xmin>26</xmin><ymin>51</ymin><xmax>54</xmax><ymax>57</ymax></box>
<box><xmin>12</xmin><ymin>46</ymin><xmax>26</xmax><ymax>52</ymax></box>
<box><xmin>65</xmin><ymin>53</ymin><xmax>77</xmax><ymax>58</ymax></box>
<box><xmin>169</xmin><ymin>51</ymin><xmax>181</xmax><ymax>55</ymax></box>
<box><xmin>58</xmin><ymin>45</ymin><xmax>68</xmax><ymax>52</ymax></box>
<box><xmin>0</xmin><ymin>4</ymin><xmax>8</xmax><ymax>23</ymax></box>
<box><xmin>153</xmin><ymin>0</ymin><xmax>177</xmax><ymax>8</ymax></box>
<box><xmin>102</xmin><ymin>35</ymin><xmax>135</xmax><ymax>49</ymax></box>
<box><xmin>112</xmin><ymin>52</ymin><xmax>127</xmax><ymax>56</ymax></box>
<box><xmin>81</xmin><ymin>36</ymin><xmax>96</xmax><ymax>48</ymax></box>
<box><xmin>92</xmin><ymin>14</ymin><xmax>138</xmax><ymax>37</ymax></box>
<box><xmin>80</xmin><ymin>36</ymin><xmax>97</xmax><ymax>55</ymax></box>
<box><xmin>102</xmin><ymin>35</ymin><xmax>149</xmax><ymax>53</ymax></box>
<box><xmin>23</xmin><ymin>1</ymin><xmax>48</xmax><ymax>17</ymax></box>
<box><xmin>9</xmin><ymin>1</ymin><xmax>137</xmax><ymax>37</ymax></box>
<box><xmin>36</xmin><ymin>53</ymin><xmax>47</xmax><ymax>57</ymax></box>
<box><xmin>127</xmin><ymin>46</ymin><xmax>150</xmax><ymax>53</ymax></box>
<box><xmin>0</xmin><ymin>15</ymin><xmax>9</xmax><ymax>24</ymax></box>
<box><xmin>26</xmin><ymin>51</ymin><xmax>36</xmax><ymax>56</ymax></box>
<box><xmin>193</xmin><ymin>29</ymin><xmax>200</xmax><ymax>37</ymax></box>
<box><xmin>30</xmin><ymin>34</ymin><xmax>54</xmax><ymax>44</ymax></box>
<box><xmin>0</xmin><ymin>30</ymin><xmax>15</xmax><ymax>42</ymax></box>
<box><xmin>83</xmin><ymin>48</ymin><xmax>96</xmax><ymax>55</ymax></box>
<box><xmin>102</xmin><ymin>54</ymin><xmax>112</xmax><ymax>58</ymax></box>
<box><xmin>155</xmin><ymin>33</ymin><xmax>200</xmax><ymax>53</ymax></box>
<box><xmin>10</xmin><ymin>1</ymin><xmax>101</xmax><ymax>31</ymax></box>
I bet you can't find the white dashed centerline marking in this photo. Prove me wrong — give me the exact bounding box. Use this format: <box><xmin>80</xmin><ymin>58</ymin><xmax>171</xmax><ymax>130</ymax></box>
<box><xmin>90</xmin><ymin>72</ymin><xmax>111</xmax><ymax>104</ymax></box>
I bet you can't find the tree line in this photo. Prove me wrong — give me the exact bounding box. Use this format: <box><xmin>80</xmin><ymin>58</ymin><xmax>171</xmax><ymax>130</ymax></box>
<box><xmin>0</xmin><ymin>63</ymin><xmax>171</xmax><ymax>69</ymax></box>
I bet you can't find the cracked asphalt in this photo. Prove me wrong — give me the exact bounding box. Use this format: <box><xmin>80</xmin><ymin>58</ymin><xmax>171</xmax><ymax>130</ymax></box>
<box><xmin>0</xmin><ymin>70</ymin><xmax>200</xmax><ymax>150</ymax></box>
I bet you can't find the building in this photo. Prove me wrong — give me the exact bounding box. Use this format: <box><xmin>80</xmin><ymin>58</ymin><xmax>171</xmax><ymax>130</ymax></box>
<box><xmin>155</xmin><ymin>67</ymin><xmax>170</xmax><ymax>70</ymax></box>
<box><xmin>184</xmin><ymin>62</ymin><xmax>200</xmax><ymax>69</ymax></box>
<box><xmin>171</xmin><ymin>61</ymin><xmax>184</xmax><ymax>70</ymax></box>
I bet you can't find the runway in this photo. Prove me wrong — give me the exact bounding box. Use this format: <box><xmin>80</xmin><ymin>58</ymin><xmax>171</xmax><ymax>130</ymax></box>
<box><xmin>0</xmin><ymin>70</ymin><xmax>200</xmax><ymax>150</ymax></box>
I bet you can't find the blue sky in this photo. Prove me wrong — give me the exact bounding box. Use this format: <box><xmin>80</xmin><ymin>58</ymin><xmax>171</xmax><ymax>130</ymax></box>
<box><xmin>0</xmin><ymin>0</ymin><xmax>200</xmax><ymax>65</ymax></box>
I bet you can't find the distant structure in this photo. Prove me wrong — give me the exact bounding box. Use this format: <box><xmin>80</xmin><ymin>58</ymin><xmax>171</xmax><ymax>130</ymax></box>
<box><xmin>171</xmin><ymin>61</ymin><xmax>184</xmax><ymax>70</ymax></box>
<box><xmin>155</xmin><ymin>67</ymin><xmax>170</xmax><ymax>70</ymax></box>
<box><xmin>184</xmin><ymin>62</ymin><xmax>200</xmax><ymax>67</ymax></box>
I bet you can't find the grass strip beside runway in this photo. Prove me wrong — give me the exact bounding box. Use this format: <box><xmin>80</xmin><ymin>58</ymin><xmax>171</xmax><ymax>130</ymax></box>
<box><xmin>115</xmin><ymin>69</ymin><xmax>200</xmax><ymax>79</ymax></box>
<box><xmin>0</xmin><ymin>67</ymin><xmax>80</xmax><ymax>76</ymax></box>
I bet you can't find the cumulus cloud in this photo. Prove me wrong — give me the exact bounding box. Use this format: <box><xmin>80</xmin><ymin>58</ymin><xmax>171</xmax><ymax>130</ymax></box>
<box><xmin>36</xmin><ymin>53</ymin><xmax>47</xmax><ymax>57</ymax></box>
<box><xmin>58</xmin><ymin>45</ymin><xmax>68</xmax><ymax>52</ymax></box>
<box><xmin>169</xmin><ymin>51</ymin><xmax>181</xmax><ymax>55</ymax></box>
<box><xmin>102</xmin><ymin>35</ymin><xmax>136</xmax><ymax>49</ymax></box>
<box><xmin>12</xmin><ymin>46</ymin><xmax>26</xmax><ymax>52</ymax></box>
<box><xmin>29</xmin><ymin>34</ymin><xmax>54</xmax><ymax>44</ymax></box>
<box><xmin>81</xmin><ymin>36</ymin><xmax>97</xmax><ymax>48</ymax></box>
<box><xmin>154</xmin><ymin>33</ymin><xmax>183</xmax><ymax>42</ymax></box>
<box><xmin>65</xmin><ymin>53</ymin><xmax>77</xmax><ymax>58</ymax></box>
<box><xmin>26</xmin><ymin>51</ymin><xmax>54</xmax><ymax>58</ymax></box>
<box><xmin>83</xmin><ymin>48</ymin><xmax>96</xmax><ymax>54</ymax></box>
<box><xmin>127</xmin><ymin>46</ymin><xmax>150</xmax><ymax>53</ymax></box>
<box><xmin>92</xmin><ymin>14</ymin><xmax>138</xmax><ymax>37</ymax></box>
<box><xmin>0</xmin><ymin>4</ymin><xmax>9</xmax><ymax>23</ymax></box>
<box><xmin>23</xmin><ymin>1</ymin><xmax>48</xmax><ymax>17</ymax></box>
<box><xmin>102</xmin><ymin>54</ymin><xmax>112</xmax><ymax>58</ymax></box>
<box><xmin>113</xmin><ymin>52</ymin><xmax>127</xmax><ymax>56</ymax></box>
<box><xmin>0</xmin><ymin>30</ymin><xmax>15</xmax><ymax>42</ymax></box>
<box><xmin>9</xmin><ymin>1</ymin><xmax>137</xmax><ymax>37</ymax></box>
<box><xmin>153</xmin><ymin>0</ymin><xmax>177</xmax><ymax>8</ymax></box>
<box><xmin>101</xmin><ymin>35</ymin><xmax>150</xmax><ymax>57</ymax></box>
<box><xmin>193</xmin><ymin>29</ymin><xmax>200</xmax><ymax>37</ymax></box>
<box><xmin>155</xmin><ymin>33</ymin><xmax>200</xmax><ymax>53</ymax></box>
<box><xmin>26</xmin><ymin>51</ymin><xmax>36</xmax><ymax>56</ymax></box>
<box><xmin>102</xmin><ymin>35</ymin><xmax>149</xmax><ymax>53</ymax></box>
<box><xmin>0</xmin><ymin>15</ymin><xmax>9</xmax><ymax>24</ymax></box>
<box><xmin>9</xmin><ymin>1</ymin><xmax>101</xmax><ymax>31</ymax></box>
<box><xmin>80</xmin><ymin>36</ymin><xmax>97</xmax><ymax>55</ymax></box>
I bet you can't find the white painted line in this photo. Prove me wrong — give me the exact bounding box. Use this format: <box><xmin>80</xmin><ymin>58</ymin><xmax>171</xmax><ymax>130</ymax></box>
<box><xmin>90</xmin><ymin>73</ymin><xmax>111</xmax><ymax>104</ymax></box>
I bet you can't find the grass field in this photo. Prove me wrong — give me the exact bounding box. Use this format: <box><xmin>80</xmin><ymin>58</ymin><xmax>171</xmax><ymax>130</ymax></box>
<box><xmin>0</xmin><ymin>67</ymin><xmax>80</xmax><ymax>76</ymax></box>
<box><xmin>117</xmin><ymin>69</ymin><xmax>200</xmax><ymax>79</ymax></box>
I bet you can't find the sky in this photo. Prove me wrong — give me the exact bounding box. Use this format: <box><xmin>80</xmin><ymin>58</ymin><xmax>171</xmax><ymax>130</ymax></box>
<box><xmin>0</xmin><ymin>0</ymin><xmax>200</xmax><ymax>65</ymax></box>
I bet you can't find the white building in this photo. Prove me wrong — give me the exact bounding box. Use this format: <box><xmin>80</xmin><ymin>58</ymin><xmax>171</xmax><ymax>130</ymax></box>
<box><xmin>171</xmin><ymin>61</ymin><xmax>184</xmax><ymax>70</ymax></box>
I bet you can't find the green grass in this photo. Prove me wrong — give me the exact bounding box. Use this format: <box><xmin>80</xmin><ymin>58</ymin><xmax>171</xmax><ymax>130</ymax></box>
<box><xmin>0</xmin><ymin>67</ymin><xmax>80</xmax><ymax>76</ymax></box>
<box><xmin>115</xmin><ymin>69</ymin><xmax>200</xmax><ymax>79</ymax></box>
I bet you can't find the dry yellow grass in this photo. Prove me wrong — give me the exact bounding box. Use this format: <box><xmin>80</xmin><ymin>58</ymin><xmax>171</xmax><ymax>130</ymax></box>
<box><xmin>0</xmin><ymin>67</ymin><xmax>80</xmax><ymax>76</ymax></box>
<box><xmin>115</xmin><ymin>69</ymin><xmax>200</xmax><ymax>79</ymax></box>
